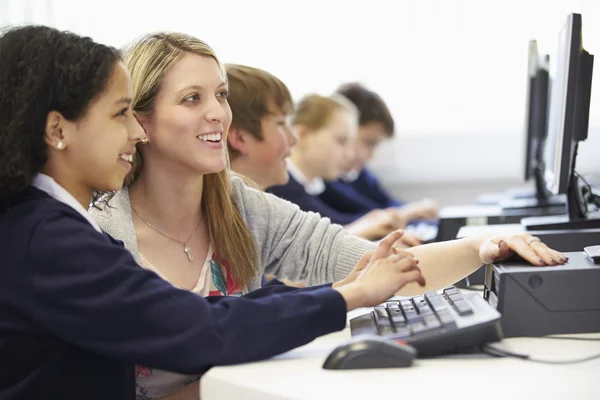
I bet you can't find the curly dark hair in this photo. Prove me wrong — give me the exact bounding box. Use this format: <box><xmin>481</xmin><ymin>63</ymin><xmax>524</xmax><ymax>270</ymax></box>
<box><xmin>0</xmin><ymin>25</ymin><xmax>121</xmax><ymax>210</ymax></box>
<box><xmin>335</xmin><ymin>82</ymin><xmax>395</xmax><ymax>137</ymax></box>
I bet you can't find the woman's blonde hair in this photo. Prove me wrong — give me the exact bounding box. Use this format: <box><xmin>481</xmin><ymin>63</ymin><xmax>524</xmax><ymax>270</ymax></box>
<box><xmin>123</xmin><ymin>32</ymin><xmax>257</xmax><ymax>289</ymax></box>
<box><xmin>292</xmin><ymin>93</ymin><xmax>358</xmax><ymax>131</ymax></box>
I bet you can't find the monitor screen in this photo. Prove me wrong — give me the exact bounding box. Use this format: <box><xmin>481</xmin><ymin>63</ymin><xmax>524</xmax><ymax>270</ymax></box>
<box><xmin>524</xmin><ymin>40</ymin><xmax>550</xmax><ymax>183</ymax></box>
<box><xmin>524</xmin><ymin>40</ymin><xmax>539</xmax><ymax>181</ymax></box>
<box><xmin>543</xmin><ymin>13</ymin><xmax>581</xmax><ymax>195</ymax></box>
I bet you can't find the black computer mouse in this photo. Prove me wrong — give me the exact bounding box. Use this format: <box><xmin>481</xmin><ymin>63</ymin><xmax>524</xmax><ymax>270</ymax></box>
<box><xmin>322</xmin><ymin>335</ymin><xmax>417</xmax><ymax>370</ymax></box>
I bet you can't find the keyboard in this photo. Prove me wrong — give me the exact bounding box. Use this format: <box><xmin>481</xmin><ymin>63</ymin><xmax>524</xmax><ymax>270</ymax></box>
<box><xmin>349</xmin><ymin>287</ymin><xmax>503</xmax><ymax>357</ymax></box>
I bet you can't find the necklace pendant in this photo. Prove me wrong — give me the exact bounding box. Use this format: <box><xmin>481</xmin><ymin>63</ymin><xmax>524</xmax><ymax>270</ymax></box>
<box><xmin>183</xmin><ymin>244</ymin><xmax>193</xmax><ymax>261</ymax></box>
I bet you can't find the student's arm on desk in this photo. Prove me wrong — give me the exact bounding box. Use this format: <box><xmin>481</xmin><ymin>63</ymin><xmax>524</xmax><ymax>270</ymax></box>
<box><xmin>394</xmin><ymin>233</ymin><xmax>568</xmax><ymax>297</ymax></box>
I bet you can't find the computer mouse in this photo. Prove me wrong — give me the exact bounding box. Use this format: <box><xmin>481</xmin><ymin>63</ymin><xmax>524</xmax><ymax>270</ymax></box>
<box><xmin>322</xmin><ymin>335</ymin><xmax>417</xmax><ymax>370</ymax></box>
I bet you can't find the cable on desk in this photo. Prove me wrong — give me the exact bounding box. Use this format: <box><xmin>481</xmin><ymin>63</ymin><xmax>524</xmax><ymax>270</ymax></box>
<box><xmin>541</xmin><ymin>336</ymin><xmax>600</xmax><ymax>342</ymax></box>
<box><xmin>482</xmin><ymin>344</ymin><xmax>600</xmax><ymax>365</ymax></box>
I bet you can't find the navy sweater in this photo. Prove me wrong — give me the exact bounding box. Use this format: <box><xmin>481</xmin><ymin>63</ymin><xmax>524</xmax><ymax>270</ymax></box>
<box><xmin>268</xmin><ymin>174</ymin><xmax>364</xmax><ymax>226</ymax></box>
<box><xmin>0</xmin><ymin>187</ymin><xmax>346</xmax><ymax>400</ymax></box>
<box><xmin>319</xmin><ymin>168</ymin><xmax>403</xmax><ymax>216</ymax></box>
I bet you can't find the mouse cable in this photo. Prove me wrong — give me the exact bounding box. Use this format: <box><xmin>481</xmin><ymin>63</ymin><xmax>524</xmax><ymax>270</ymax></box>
<box><xmin>539</xmin><ymin>335</ymin><xmax>600</xmax><ymax>342</ymax></box>
<box><xmin>482</xmin><ymin>344</ymin><xmax>600</xmax><ymax>365</ymax></box>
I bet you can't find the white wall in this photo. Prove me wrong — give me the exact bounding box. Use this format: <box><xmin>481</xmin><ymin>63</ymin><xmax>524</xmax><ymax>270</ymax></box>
<box><xmin>369</xmin><ymin>127</ymin><xmax>600</xmax><ymax>184</ymax></box>
<box><xmin>2</xmin><ymin>0</ymin><xmax>599</xmax><ymax>187</ymax></box>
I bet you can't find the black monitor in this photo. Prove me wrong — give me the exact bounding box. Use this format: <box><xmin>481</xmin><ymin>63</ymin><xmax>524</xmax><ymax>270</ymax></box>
<box><xmin>523</xmin><ymin>13</ymin><xmax>598</xmax><ymax>230</ymax></box>
<box><xmin>500</xmin><ymin>42</ymin><xmax>557</xmax><ymax>210</ymax></box>
<box><xmin>523</xmin><ymin>40</ymin><xmax>551</xmax><ymax>195</ymax></box>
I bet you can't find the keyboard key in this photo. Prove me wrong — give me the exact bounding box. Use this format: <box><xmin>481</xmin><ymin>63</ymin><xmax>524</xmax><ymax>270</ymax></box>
<box><xmin>378</xmin><ymin>326</ymin><xmax>396</xmax><ymax>335</ymax></box>
<box><xmin>400</xmin><ymin>300</ymin><xmax>414</xmax><ymax>310</ymax></box>
<box><xmin>424</xmin><ymin>315</ymin><xmax>442</xmax><ymax>329</ymax></box>
<box><xmin>389</xmin><ymin>309</ymin><xmax>406</xmax><ymax>324</ymax></box>
<box><xmin>447</xmin><ymin>293</ymin><xmax>463</xmax><ymax>304</ymax></box>
<box><xmin>373</xmin><ymin>311</ymin><xmax>396</xmax><ymax>335</ymax></box>
<box><xmin>444</xmin><ymin>287</ymin><xmax>460</xmax><ymax>296</ymax></box>
<box><xmin>394</xmin><ymin>326</ymin><xmax>411</xmax><ymax>338</ymax></box>
<box><xmin>452</xmin><ymin>300</ymin><xmax>473</xmax><ymax>316</ymax></box>
<box><xmin>403</xmin><ymin>309</ymin><xmax>424</xmax><ymax>324</ymax></box>
<box><xmin>414</xmin><ymin>296</ymin><xmax>434</xmax><ymax>316</ymax></box>
<box><xmin>373</xmin><ymin>306</ymin><xmax>388</xmax><ymax>319</ymax></box>
<box><xmin>425</xmin><ymin>292</ymin><xmax>447</xmax><ymax>311</ymax></box>
<box><xmin>436</xmin><ymin>310</ymin><xmax>457</xmax><ymax>328</ymax></box>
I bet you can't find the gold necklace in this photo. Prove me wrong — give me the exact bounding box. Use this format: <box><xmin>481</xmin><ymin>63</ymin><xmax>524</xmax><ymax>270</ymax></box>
<box><xmin>131</xmin><ymin>205</ymin><xmax>203</xmax><ymax>262</ymax></box>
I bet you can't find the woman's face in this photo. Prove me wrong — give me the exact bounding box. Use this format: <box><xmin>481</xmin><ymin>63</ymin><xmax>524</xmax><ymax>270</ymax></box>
<box><xmin>137</xmin><ymin>53</ymin><xmax>232</xmax><ymax>176</ymax></box>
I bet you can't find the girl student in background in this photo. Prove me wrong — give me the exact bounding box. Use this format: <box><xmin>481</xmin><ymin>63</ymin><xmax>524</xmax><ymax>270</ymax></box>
<box><xmin>269</xmin><ymin>93</ymin><xmax>420</xmax><ymax>242</ymax></box>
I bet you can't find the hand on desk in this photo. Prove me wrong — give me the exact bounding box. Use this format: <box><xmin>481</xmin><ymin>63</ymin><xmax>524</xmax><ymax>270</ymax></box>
<box><xmin>334</xmin><ymin>231</ymin><xmax>425</xmax><ymax>310</ymax></box>
<box><xmin>395</xmin><ymin>199</ymin><xmax>440</xmax><ymax>222</ymax></box>
<box><xmin>478</xmin><ymin>233</ymin><xmax>568</xmax><ymax>266</ymax></box>
<box><xmin>345</xmin><ymin>209</ymin><xmax>407</xmax><ymax>241</ymax></box>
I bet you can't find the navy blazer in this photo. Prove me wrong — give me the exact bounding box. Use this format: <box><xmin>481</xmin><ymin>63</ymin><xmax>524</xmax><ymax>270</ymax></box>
<box><xmin>268</xmin><ymin>174</ymin><xmax>364</xmax><ymax>226</ymax></box>
<box><xmin>319</xmin><ymin>168</ymin><xmax>404</xmax><ymax>215</ymax></box>
<box><xmin>0</xmin><ymin>187</ymin><xmax>346</xmax><ymax>400</ymax></box>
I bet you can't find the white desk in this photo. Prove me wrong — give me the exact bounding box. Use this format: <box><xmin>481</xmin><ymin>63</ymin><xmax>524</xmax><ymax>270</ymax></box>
<box><xmin>457</xmin><ymin>223</ymin><xmax>525</xmax><ymax>238</ymax></box>
<box><xmin>201</xmin><ymin>310</ymin><xmax>600</xmax><ymax>400</ymax></box>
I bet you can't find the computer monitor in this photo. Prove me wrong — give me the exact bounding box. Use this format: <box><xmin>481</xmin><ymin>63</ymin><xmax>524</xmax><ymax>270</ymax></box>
<box><xmin>523</xmin><ymin>13</ymin><xmax>597</xmax><ymax>230</ymax></box>
<box><xmin>523</xmin><ymin>40</ymin><xmax>551</xmax><ymax>196</ymax></box>
<box><xmin>499</xmin><ymin>42</ymin><xmax>556</xmax><ymax>210</ymax></box>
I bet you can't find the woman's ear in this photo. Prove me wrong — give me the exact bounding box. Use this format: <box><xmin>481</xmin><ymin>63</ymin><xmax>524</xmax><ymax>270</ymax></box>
<box><xmin>227</xmin><ymin>125</ymin><xmax>249</xmax><ymax>155</ymax></box>
<box><xmin>44</xmin><ymin>111</ymin><xmax>68</xmax><ymax>151</ymax></box>
<box><xmin>133</xmin><ymin>111</ymin><xmax>148</xmax><ymax>135</ymax></box>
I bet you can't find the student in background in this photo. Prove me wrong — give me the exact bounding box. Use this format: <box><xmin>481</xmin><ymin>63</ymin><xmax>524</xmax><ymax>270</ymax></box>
<box><xmin>225</xmin><ymin>63</ymin><xmax>297</xmax><ymax>190</ymax></box>
<box><xmin>225</xmin><ymin>64</ymin><xmax>304</xmax><ymax>287</ymax></box>
<box><xmin>0</xmin><ymin>26</ymin><xmax>426</xmax><ymax>400</ymax></box>
<box><xmin>320</xmin><ymin>82</ymin><xmax>439</xmax><ymax>223</ymax></box>
<box><xmin>269</xmin><ymin>94</ymin><xmax>420</xmax><ymax>242</ymax></box>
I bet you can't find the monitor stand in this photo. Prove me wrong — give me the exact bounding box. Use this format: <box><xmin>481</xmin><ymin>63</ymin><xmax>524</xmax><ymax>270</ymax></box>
<box><xmin>505</xmin><ymin>187</ymin><xmax>537</xmax><ymax>199</ymax></box>
<box><xmin>500</xmin><ymin>194</ymin><xmax>566</xmax><ymax>210</ymax></box>
<box><xmin>502</xmin><ymin>166</ymin><xmax>566</xmax><ymax>210</ymax></box>
<box><xmin>522</xmin><ymin>173</ymin><xmax>600</xmax><ymax>230</ymax></box>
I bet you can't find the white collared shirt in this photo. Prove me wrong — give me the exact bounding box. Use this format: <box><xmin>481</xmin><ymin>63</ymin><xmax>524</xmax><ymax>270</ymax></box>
<box><xmin>32</xmin><ymin>173</ymin><xmax>103</xmax><ymax>233</ymax></box>
<box><xmin>341</xmin><ymin>169</ymin><xmax>360</xmax><ymax>183</ymax></box>
<box><xmin>286</xmin><ymin>159</ymin><xmax>326</xmax><ymax>196</ymax></box>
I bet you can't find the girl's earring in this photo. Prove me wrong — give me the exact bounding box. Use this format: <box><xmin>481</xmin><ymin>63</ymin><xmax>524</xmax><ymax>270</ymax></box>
<box><xmin>57</xmin><ymin>141</ymin><xmax>65</xmax><ymax>150</ymax></box>
<box><xmin>141</xmin><ymin>137</ymin><xmax>150</xmax><ymax>145</ymax></box>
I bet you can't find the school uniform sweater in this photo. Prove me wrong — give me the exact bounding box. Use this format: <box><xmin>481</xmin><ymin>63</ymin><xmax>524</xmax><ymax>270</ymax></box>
<box><xmin>268</xmin><ymin>173</ymin><xmax>366</xmax><ymax>226</ymax></box>
<box><xmin>0</xmin><ymin>182</ymin><xmax>349</xmax><ymax>400</ymax></box>
<box><xmin>319</xmin><ymin>168</ymin><xmax>404</xmax><ymax>215</ymax></box>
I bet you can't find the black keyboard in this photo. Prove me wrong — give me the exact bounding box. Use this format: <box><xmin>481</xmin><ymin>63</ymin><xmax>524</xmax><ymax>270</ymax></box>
<box><xmin>349</xmin><ymin>287</ymin><xmax>503</xmax><ymax>357</ymax></box>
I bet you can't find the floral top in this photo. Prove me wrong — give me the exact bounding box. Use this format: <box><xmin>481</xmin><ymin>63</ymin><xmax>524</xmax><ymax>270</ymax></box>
<box><xmin>135</xmin><ymin>244</ymin><xmax>241</xmax><ymax>400</ymax></box>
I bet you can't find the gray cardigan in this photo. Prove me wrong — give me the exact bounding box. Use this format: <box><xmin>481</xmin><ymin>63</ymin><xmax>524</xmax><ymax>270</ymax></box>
<box><xmin>90</xmin><ymin>177</ymin><xmax>375</xmax><ymax>292</ymax></box>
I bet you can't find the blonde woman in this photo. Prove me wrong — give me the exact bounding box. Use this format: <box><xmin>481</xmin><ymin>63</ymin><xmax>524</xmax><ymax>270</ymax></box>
<box><xmin>91</xmin><ymin>33</ymin><xmax>566</xmax><ymax>400</ymax></box>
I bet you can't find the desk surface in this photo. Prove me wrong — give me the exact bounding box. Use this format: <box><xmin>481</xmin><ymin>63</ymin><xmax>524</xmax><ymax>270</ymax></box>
<box><xmin>201</xmin><ymin>309</ymin><xmax>600</xmax><ymax>400</ymax></box>
<box><xmin>457</xmin><ymin>223</ymin><xmax>525</xmax><ymax>238</ymax></box>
